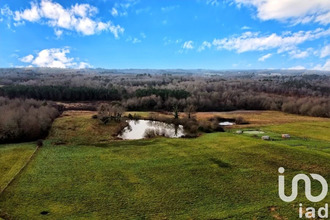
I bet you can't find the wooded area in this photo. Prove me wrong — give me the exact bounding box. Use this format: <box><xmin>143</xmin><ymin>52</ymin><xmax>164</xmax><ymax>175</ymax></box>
<box><xmin>0</xmin><ymin>97</ymin><xmax>60</xmax><ymax>143</ymax></box>
<box><xmin>0</xmin><ymin>69</ymin><xmax>328</xmax><ymax>117</ymax></box>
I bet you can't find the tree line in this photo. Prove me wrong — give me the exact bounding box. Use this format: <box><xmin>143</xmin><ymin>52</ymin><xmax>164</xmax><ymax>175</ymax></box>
<box><xmin>0</xmin><ymin>71</ymin><xmax>329</xmax><ymax>118</ymax></box>
<box><xmin>0</xmin><ymin>86</ymin><xmax>121</xmax><ymax>101</ymax></box>
<box><xmin>0</xmin><ymin>97</ymin><xmax>60</xmax><ymax>143</ymax></box>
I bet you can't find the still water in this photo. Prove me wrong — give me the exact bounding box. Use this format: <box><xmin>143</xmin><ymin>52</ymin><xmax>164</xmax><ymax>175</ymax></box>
<box><xmin>118</xmin><ymin>120</ymin><xmax>185</xmax><ymax>140</ymax></box>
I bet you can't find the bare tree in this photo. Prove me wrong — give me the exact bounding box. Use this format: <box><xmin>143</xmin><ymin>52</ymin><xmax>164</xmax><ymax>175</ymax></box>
<box><xmin>184</xmin><ymin>104</ymin><xmax>196</xmax><ymax>119</ymax></box>
<box><xmin>97</xmin><ymin>103</ymin><xmax>126</xmax><ymax>124</ymax></box>
<box><xmin>112</xmin><ymin>104</ymin><xmax>125</xmax><ymax>120</ymax></box>
<box><xmin>97</xmin><ymin>103</ymin><xmax>111</xmax><ymax>124</ymax></box>
<box><xmin>173</xmin><ymin>105</ymin><xmax>179</xmax><ymax>119</ymax></box>
<box><xmin>0</xmin><ymin>97</ymin><xmax>59</xmax><ymax>143</ymax></box>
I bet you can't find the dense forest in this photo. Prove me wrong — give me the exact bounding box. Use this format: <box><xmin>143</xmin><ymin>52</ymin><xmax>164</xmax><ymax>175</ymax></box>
<box><xmin>0</xmin><ymin>97</ymin><xmax>60</xmax><ymax>143</ymax></box>
<box><xmin>0</xmin><ymin>68</ymin><xmax>329</xmax><ymax>118</ymax></box>
<box><xmin>0</xmin><ymin>86</ymin><xmax>120</xmax><ymax>101</ymax></box>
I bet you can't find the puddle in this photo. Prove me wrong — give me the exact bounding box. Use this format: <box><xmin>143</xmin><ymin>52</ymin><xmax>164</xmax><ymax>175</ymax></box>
<box><xmin>40</xmin><ymin>211</ymin><xmax>49</xmax><ymax>215</ymax></box>
<box><xmin>243</xmin><ymin>130</ymin><xmax>265</xmax><ymax>134</ymax></box>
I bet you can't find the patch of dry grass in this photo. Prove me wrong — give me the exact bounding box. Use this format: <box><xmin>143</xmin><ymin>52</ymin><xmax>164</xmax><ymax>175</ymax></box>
<box><xmin>48</xmin><ymin>111</ymin><xmax>121</xmax><ymax>145</ymax></box>
<box><xmin>196</xmin><ymin>110</ymin><xmax>329</xmax><ymax>127</ymax></box>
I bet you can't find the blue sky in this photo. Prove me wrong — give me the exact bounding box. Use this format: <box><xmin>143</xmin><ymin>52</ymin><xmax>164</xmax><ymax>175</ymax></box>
<box><xmin>0</xmin><ymin>0</ymin><xmax>330</xmax><ymax>70</ymax></box>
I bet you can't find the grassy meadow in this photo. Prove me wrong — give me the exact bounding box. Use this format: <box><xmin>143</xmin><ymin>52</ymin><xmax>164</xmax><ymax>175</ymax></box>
<box><xmin>0</xmin><ymin>143</ymin><xmax>37</xmax><ymax>193</ymax></box>
<box><xmin>0</xmin><ymin>111</ymin><xmax>329</xmax><ymax>219</ymax></box>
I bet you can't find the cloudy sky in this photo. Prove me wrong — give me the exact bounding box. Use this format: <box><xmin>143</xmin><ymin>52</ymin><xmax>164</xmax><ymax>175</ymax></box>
<box><xmin>1</xmin><ymin>0</ymin><xmax>330</xmax><ymax>70</ymax></box>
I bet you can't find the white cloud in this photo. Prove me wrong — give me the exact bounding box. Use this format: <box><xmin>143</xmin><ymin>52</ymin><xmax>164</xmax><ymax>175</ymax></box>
<box><xmin>32</xmin><ymin>48</ymin><xmax>75</xmax><ymax>68</ymax></box>
<box><xmin>107</xmin><ymin>23</ymin><xmax>124</xmax><ymax>38</ymax></box>
<box><xmin>161</xmin><ymin>5</ymin><xmax>179</xmax><ymax>12</ymax></box>
<box><xmin>183</xmin><ymin>41</ymin><xmax>194</xmax><ymax>49</ymax></box>
<box><xmin>132</xmin><ymin>38</ymin><xmax>141</xmax><ymax>44</ymax></box>
<box><xmin>126</xmin><ymin>36</ymin><xmax>141</xmax><ymax>44</ymax></box>
<box><xmin>206</xmin><ymin>0</ymin><xmax>220</xmax><ymax>6</ymax></box>
<box><xmin>212</xmin><ymin>28</ymin><xmax>330</xmax><ymax>53</ymax></box>
<box><xmin>258</xmin><ymin>53</ymin><xmax>272</xmax><ymax>61</ymax></box>
<box><xmin>163</xmin><ymin>37</ymin><xmax>182</xmax><ymax>46</ymax></box>
<box><xmin>1</xmin><ymin>5</ymin><xmax>15</xmax><ymax>28</ymax></box>
<box><xmin>71</xmin><ymin>3</ymin><xmax>98</xmax><ymax>17</ymax></box>
<box><xmin>234</xmin><ymin>0</ymin><xmax>330</xmax><ymax>25</ymax></box>
<box><xmin>78</xmin><ymin>62</ymin><xmax>92</xmax><ymax>69</ymax></box>
<box><xmin>314</xmin><ymin>59</ymin><xmax>330</xmax><ymax>71</ymax></box>
<box><xmin>14</xmin><ymin>2</ymin><xmax>40</xmax><ymax>22</ymax></box>
<box><xmin>20</xmin><ymin>48</ymin><xmax>91</xmax><ymax>69</ymax></box>
<box><xmin>1</xmin><ymin>5</ymin><xmax>13</xmax><ymax>17</ymax></box>
<box><xmin>288</xmin><ymin>48</ymin><xmax>312</xmax><ymax>59</ymax></box>
<box><xmin>111</xmin><ymin>0</ymin><xmax>139</xmax><ymax>17</ymax></box>
<box><xmin>315</xmin><ymin>11</ymin><xmax>330</xmax><ymax>25</ymax></box>
<box><xmin>241</xmin><ymin>26</ymin><xmax>251</xmax><ymax>30</ymax></box>
<box><xmin>54</xmin><ymin>29</ymin><xmax>63</xmax><ymax>38</ymax></box>
<box><xmin>198</xmin><ymin>41</ymin><xmax>212</xmax><ymax>52</ymax></box>
<box><xmin>111</xmin><ymin>8</ymin><xmax>118</xmax><ymax>17</ymax></box>
<box><xmin>20</xmin><ymin>54</ymin><xmax>34</xmax><ymax>63</ymax></box>
<box><xmin>5</xmin><ymin>0</ymin><xmax>124</xmax><ymax>37</ymax></box>
<box><xmin>320</xmin><ymin>45</ymin><xmax>330</xmax><ymax>58</ymax></box>
<box><xmin>288</xmin><ymin>65</ymin><xmax>306</xmax><ymax>70</ymax></box>
<box><xmin>76</xmin><ymin>17</ymin><xmax>95</xmax><ymax>35</ymax></box>
<box><xmin>291</xmin><ymin>51</ymin><xmax>308</xmax><ymax>59</ymax></box>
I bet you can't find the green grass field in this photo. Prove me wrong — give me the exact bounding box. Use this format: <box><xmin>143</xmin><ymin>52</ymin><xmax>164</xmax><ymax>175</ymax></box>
<box><xmin>0</xmin><ymin>143</ymin><xmax>36</xmax><ymax>193</ymax></box>
<box><xmin>0</xmin><ymin>111</ymin><xmax>329</xmax><ymax>219</ymax></box>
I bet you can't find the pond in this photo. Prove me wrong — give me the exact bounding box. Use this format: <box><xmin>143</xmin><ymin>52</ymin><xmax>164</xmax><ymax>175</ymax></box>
<box><xmin>118</xmin><ymin>120</ymin><xmax>185</xmax><ymax>140</ymax></box>
<box><xmin>219</xmin><ymin>121</ymin><xmax>235</xmax><ymax>126</ymax></box>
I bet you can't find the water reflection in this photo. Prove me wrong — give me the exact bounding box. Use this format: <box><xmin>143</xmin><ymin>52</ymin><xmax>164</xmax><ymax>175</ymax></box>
<box><xmin>219</xmin><ymin>121</ymin><xmax>235</xmax><ymax>126</ymax></box>
<box><xmin>118</xmin><ymin>120</ymin><xmax>185</xmax><ymax>140</ymax></box>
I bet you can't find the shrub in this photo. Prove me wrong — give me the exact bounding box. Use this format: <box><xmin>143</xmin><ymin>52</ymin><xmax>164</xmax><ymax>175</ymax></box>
<box><xmin>144</xmin><ymin>129</ymin><xmax>157</xmax><ymax>138</ymax></box>
<box><xmin>235</xmin><ymin>116</ymin><xmax>248</xmax><ymax>125</ymax></box>
<box><xmin>112</xmin><ymin>121</ymin><xmax>129</xmax><ymax>137</ymax></box>
<box><xmin>36</xmin><ymin>139</ymin><xmax>43</xmax><ymax>147</ymax></box>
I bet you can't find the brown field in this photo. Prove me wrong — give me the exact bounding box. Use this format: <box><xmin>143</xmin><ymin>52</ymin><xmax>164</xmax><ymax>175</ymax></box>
<box><xmin>195</xmin><ymin>110</ymin><xmax>329</xmax><ymax>127</ymax></box>
<box><xmin>125</xmin><ymin>110</ymin><xmax>329</xmax><ymax>128</ymax></box>
<box><xmin>64</xmin><ymin>110</ymin><xmax>329</xmax><ymax>127</ymax></box>
<box><xmin>55</xmin><ymin>104</ymin><xmax>329</xmax><ymax>129</ymax></box>
<box><xmin>48</xmin><ymin>111</ymin><xmax>120</xmax><ymax>145</ymax></box>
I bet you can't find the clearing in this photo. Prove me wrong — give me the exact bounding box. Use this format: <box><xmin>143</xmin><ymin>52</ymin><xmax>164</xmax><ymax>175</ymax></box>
<box><xmin>0</xmin><ymin>110</ymin><xmax>329</xmax><ymax>219</ymax></box>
